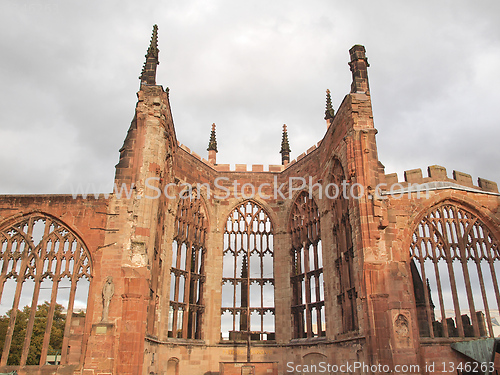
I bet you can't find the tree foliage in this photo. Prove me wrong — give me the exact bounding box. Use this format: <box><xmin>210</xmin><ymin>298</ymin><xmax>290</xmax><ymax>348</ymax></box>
<box><xmin>0</xmin><ymin>302</ymin><xmax>66</xmax><ymax>365</ymax></box>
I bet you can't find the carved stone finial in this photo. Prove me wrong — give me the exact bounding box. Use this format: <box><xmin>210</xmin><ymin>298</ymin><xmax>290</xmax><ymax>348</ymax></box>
<box><xmin>280</xmin><ymin>124</ymin><xmax>291</xmax><ymax>166</ymax></box>
<box><xmin>139</xmin><ymin>25</ymin><xmax>160</xmax><ymax>85</ymax></box>
<box><xmin>207</xmin><ymin>123</ymin><xmax>218</xmax><ymax>152</ymax></box>
<box><xmin>101</xmin><ymin>276</ymin><xmax>115</xmax><ymax>322</ymax></box>
<box><xmin>324</xmin><ymin>89</ymin><xmax>335</xmax><ymax>120</ymax></box>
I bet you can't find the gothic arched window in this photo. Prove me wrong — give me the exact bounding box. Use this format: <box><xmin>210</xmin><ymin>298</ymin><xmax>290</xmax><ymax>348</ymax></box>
<box><xmin>411</xmin><ymin>203</ymin><xmax>500</xmax><ymax>338</ymax></box>
<box><xmin>331</xmin><ymin>160</ymin><xmax>357</xmax><ymax>333</ymax></box>
<box><xmin>0</xmin><ymin>214</ymin><xmax>91</xmax><ymax>366</ymax></box>
<box><xmin>290</xmin><ymin>192</ymin><xmax>325</xmax><ymax>338</ymax></box>
<box><xmin>169</xmin><ymin>191</ymin><xmax>207</xmax><ymax>339</ymax></box>
<box><xmin>221</xmin><ymin>201</ymin><xmax>275</xmax><ymax>341</ymax></box>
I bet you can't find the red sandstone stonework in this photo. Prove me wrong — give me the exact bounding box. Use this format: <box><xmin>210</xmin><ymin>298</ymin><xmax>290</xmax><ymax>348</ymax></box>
<box><xmin>0</xmin><ymin>29</ymin><xmax>499</xmax><ymax>375</ymax></box>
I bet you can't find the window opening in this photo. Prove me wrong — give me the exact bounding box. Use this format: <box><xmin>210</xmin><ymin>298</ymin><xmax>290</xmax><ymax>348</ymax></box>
<box><xmin>290</xmin><ymin>192</ymin><xmax>325</xmax><ymax>338</ymax></box>
<box><xmin>411</xmin><ymin>204</ymin><xmax>500</xmax><ymax>338</ymax></box>
<box><xmin>169</xmin><ymin>191</ymin><xmax>207</xmax><ymax>339</ymax></box>
<box><xmin>0</xmin><ymin>215</ymin><xmax>91</xmax><ymax>366</ymax></box>
<box><xmin>221</xmin><ymin>201</ymin><xmax>275</xmax><ymax>341</ymax></box>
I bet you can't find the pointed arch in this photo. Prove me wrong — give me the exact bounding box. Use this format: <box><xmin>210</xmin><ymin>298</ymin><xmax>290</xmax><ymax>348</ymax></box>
<box><xmin>169</xmin><ymin>189</ymin><xmax>208</xmax><ymax>339</ymax></box>
<box><xmin>289</xmin><ymin>191</ymin><xmax>325</xmax><ymax>338</ymax></box>
<box><xmin>0</xmin><ymin>212</ymin><xmax>91</xmax><ymax>366</ymax></box>
<box><xmin>221</xmin><ymin>200</ymin><xmax>275</xmax><ymax>341</ymax></box>
<box><xmin>410</xmin><ymin>202</ymin><xmax>500</xmax><ymax>339</ymax></box>
<box><xmin>329</xmin><ymin>158</ymin><xmax>357</xmax><ymax>333</ymax></box>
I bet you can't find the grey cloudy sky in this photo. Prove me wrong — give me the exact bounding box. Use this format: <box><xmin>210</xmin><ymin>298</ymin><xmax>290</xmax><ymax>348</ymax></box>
<box><xmin>0</xmin><ymin>0</ymin><xmax>499</xmax><ymax>194</ymax></box>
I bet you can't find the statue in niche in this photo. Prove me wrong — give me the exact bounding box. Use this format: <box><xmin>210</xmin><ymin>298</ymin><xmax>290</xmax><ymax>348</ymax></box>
<box><xmin>102</xmin><ymin>276</ymin><xmax>115</xmax><ymax>322</ymax></box>
<box><xmin>394</xmin><ymin>313</ymin><xmax>411</xmax><ymax>348</ymax></box>
<box><xmin>395</xmin><ymin>314</ymin><xmax>409</xmax><ymax>337</ymax></box>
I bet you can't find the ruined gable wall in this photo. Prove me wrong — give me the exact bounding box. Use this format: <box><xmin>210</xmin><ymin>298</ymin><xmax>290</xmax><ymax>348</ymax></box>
<box><xmin>146</xmin><ymin>90</ymin><xmax>377</xmax><ymax>374</ymax></box>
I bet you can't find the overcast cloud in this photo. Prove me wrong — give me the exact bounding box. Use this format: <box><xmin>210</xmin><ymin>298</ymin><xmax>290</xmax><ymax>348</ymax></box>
<box><xmin>0</xmin><ymin>0</ymin><xmax>499</xmax><ymax>194</ymax></box>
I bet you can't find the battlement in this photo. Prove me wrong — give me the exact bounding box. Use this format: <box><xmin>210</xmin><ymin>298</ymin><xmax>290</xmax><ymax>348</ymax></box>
<box><xmin>177</xmin><ymin>142</ymin><xmax>287</xmax><ymax>173</ymax></box>
<box><xmin>383</xmin><ymin>165</ymin><xmax>499</xmax><ymax>194</ymax></box>
<box><xmin>177</xmin><ymin>140</ymin><xmax>322</xmax><ymax>173</ymax></box>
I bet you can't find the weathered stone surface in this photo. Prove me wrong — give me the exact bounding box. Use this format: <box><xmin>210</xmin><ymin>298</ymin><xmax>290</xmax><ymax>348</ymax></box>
<box><xmin>0</xmin><ymin>37</ymin><xmax>499</xmax><ymax>375</ymax></box>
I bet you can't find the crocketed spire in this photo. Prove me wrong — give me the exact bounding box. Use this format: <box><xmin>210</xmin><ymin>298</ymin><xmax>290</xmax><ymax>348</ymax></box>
<box><xmin>280</xmin><ymin>124</ymin><xmax>291</xmax><ymax>165</ymax></box>
<box><xmin>324</xmin><ymin>89</ymin><xmax>335</xmax><ymax>120</ymax></box>
<box><xmin>207</xmin><ymin>123</ymin><xmax>218</xmax><ymax>152</ymax></box>
<box><xmin>139</xmin><ymin>25</ymin><xmax>160</xmax><ymax>85</ymax></box>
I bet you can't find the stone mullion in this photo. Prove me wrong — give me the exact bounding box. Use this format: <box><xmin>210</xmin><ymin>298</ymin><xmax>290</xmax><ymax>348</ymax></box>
<box><xmin>175</xmin><ymin>238</ymin><xmax>183</xmax><ymax>270</ymax></box>
<box><xmin>19</xmin><ymin>275</ymin><xmax>41</xmax><ymax>366</ymax></box>
<box><xmin>313</xmin><ymin>241</ymin><xmax>319</xmax><ymax>273</ymax></box>
<box><xmin>299</xmin><ymin>308</ymin><xmax>305</xmax><ymax>338</ymax></box>
<box><xmin>188</xmin><ymin>309</ymin><xmax>195</xmax><ymax>339</ymax></box>
<box><xmin>487</xmin><ymin>260</ymin><xmax>500</xmax><ymax>315</ymax></box>
<box><xmin>181</xmin><ymin>242</ymin><xmax>192</xmax><ymax>338</ymax></box>
<box><xmin>473</xmin><ymin>256</ymin><xmax>493</xmax><ymax>336</ymax></box>
<box><xmin>416</xmin><ymin>249</ymin><xmax>434</xmax><ymax>338</ymax></box>
<box><xmin>231</xmin><ymin>221</ymin><xmax>238</xmax><ymax>330</ymax></box>
<box><xmin>303</xmin><ymin>241</ymin><xmax>313</xmax><ymax>338</ymax></box>
<box><xmin>343</xmin><ymin>222</ymin><xmax>358</xmax><ymax>331</ymax></box>
<box><xmin>231</xmin><ymin>224</ymin><xmax>237</xmax><ymax>333</ymax></box>
<box><xmin>244</xmin><ymin>241</ymin><xmax>250</xmax><ymax>335</ymax></box>
<box><xmin>197</xmin><ymin>249</ymin><xmax>205</xmax><ymax>315</ymax></box>
<box><xmin>60</xmin><ymin>245</ymin><xmax>81</xmax><ymax>365</ymax></box>
<box><xmin>20</xmin><ymin>231</ymin><xmax>48</xmax><ymax>366</ymax></box>
<box><xmin>171</xmin><ymin>241</ymin><xmax>183</xmax><ymax>335</ymax></box>
<box><xmin>335</xmin><ymin>252</ymin><xmax>345</xmax><ymax>330</ymax></box>
<box><xmin>437</xmin><ymin>207</ymin><xmax>464</xmax><ymax>337</ymax></box>
<box><xmin>0</xmin><ymin>237</ymin><xmax>14</xmax><ymax>319</ymax></box>
<box><xmin>0</xmin><ymin>251</ymin><xmax>29</xmax><ymax>367</ymax></box>
<box><xmin>315</xmin><ymin>304</ymin><xmax>322</xmax><ymax>336</ymax></box>
<box><xmin>314</xmin><ymin>247</ymin><xmax>321</xmax><ymax>305</ymax></box>
<box><xmin>258</xmin><ymin>233</ymin><xmax>264</xmax><ymax>333</ymax></box>
<box><xmin>346</xmin><ymin>234</ymin><xmax>358</xmax><ymax>330</ymax></box>
<box><xmin>443</xmin><ymin>243</ymin><xmax>464</xmax><ymax>337</ymax></box>
<box><xmin>296</xmin><ymin>250</ymin><xmax>303</xmax><ymax>306</ymax></box>
<box><xmin>171</xmin><ymin>303</ymin><xmax>179</xmax><ymax>338</ymax></box>
<box><xmin>455</xmin><ymin>212</ymin><xmax>480</xmax><ymax>337</ymax></box>
<box><xmin>172</xmin><ymin>248</ymin><xmax>182</xmax><ymax>303</ymax></box>
<box><xmin>60</xmin><ymin>274</ymin><xmax>77</xmax><ymax>364</ymax></box>
<box><xmin>430</xmin><ymin>245</ymin><xmax>449</xmax><ymax>338</ymax></box>
<box><xmin>457</xmin><ymin>254</ymin><xmax>479</xmax><ymax>336</ymax></box>
<box><xmin>39</xmin><ymin>252</ymin><xmax>63</xmax><ymax>366</ymax></box>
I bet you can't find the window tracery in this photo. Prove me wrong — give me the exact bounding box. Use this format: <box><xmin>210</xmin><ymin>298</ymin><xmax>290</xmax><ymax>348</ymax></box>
<box><xmin>290</xmin><ymin>192</ymin><xmax>325</xmax><ymax>338</ymax></box>
<box><xmin>0</xmin><ymin>214</ymin><xmax>91</xmax><ymax>366</ymax></box>
<box><xmin>411</xmin><ymin>203</ymin><xmax>500</xmax><ymax>338</ymax></box>
<box><xmin>331</xmin><ymin>160</ymin><xmax>357</xmax><ymax>333</ymax></box>
<box><xmin>221</xmin><ymin>201</ymin><xmax>275</xmax><ymax>341</ymax></box>
<box><xmin>169</xmin><ymin>191</ymin><xmax>207</xmax><ymax>339</ymax></box>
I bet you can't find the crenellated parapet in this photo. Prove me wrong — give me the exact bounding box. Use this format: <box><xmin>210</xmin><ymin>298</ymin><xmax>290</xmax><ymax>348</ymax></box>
<box><xmin>382</xmin><ymin>165</ymin><xmax>499</xmax><ymax>194</ymax></box>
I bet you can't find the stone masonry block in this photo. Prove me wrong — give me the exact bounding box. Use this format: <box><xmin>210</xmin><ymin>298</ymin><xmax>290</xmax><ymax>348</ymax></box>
<box><xmin>427</xmin><ymin>165</ymin><xmax>447</xmax><ymax>179</ymax></box>
<box><xmin>269</xmin><ymin>165</ymin><xmax>283</xmax><ymax>172</ymax></box>
<box><xmin>215</xmin><ymin>164</ymin><xmax>230</xmax><ymax>171</ymax></box>
<box><xmin>478</xmin><ymin>177</ymin><xmax>499</xmax><ymax>193</ymax></box>
<box><xmin>385</xmin><ymin>173</ymin><xmax>398</xmax><ymax>186</ymax></box>
<box><xmin>404</xmin><ymin>168</ymin><xmax>423</xmax><ymax>183</ymax></box>
<box><xmin>453</xmin><ymin>170</ymin><xmax>473</xmax><ymax>186</ymax></box>
<box><xmin>252</xmin><ymin>164</ymin><xmax>264</xmax><ymax>172</ymax></box>
<box><xmin>235</xmin><ymin>164</ymin><xmax>247</xmax><ymax>172</ymax></box>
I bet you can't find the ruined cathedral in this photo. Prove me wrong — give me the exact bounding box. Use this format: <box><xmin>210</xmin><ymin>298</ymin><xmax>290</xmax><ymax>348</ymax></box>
<box><xmin>1</xmin><ymin>25</ymin><xmax>500</xmax><ymax>375</ymax></box>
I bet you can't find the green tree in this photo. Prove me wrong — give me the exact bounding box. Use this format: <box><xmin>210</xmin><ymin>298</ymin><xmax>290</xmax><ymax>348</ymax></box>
<box><xmin>0</xmin><ymin>302</ymin><xmax>67</xmax><ymax>366</ymax></box>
